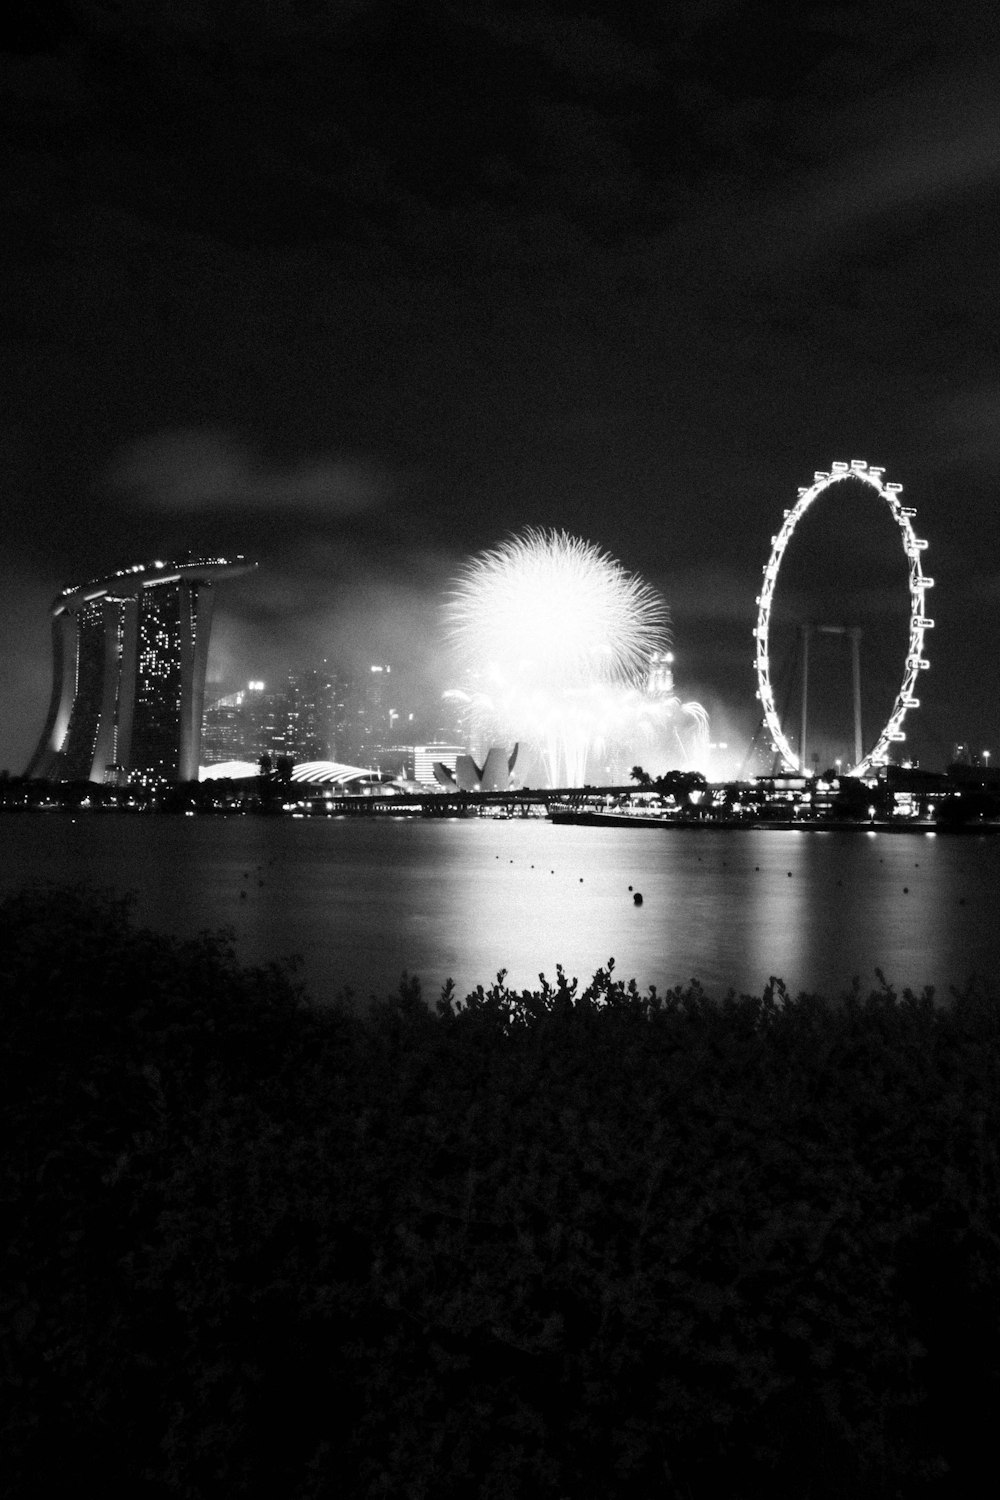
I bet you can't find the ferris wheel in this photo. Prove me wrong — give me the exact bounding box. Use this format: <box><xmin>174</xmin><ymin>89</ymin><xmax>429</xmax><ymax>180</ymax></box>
<box><xmin>753</xmin><ymin>460</ymin><xmax>933</xmax><ymax>777</ymax></box>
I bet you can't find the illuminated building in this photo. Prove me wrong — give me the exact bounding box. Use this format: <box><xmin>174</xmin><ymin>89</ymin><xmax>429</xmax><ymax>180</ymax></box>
<box><xmin>286</xmin><ymin>666</ymin><xmax>338</xmax><ymax>761</ymax></box>
<box><xmin>27</xmin><ymin>557</ymin><xmax>254</xmax><ymax>783</ymax></box>
<box><xmin>199</xmin><ymin>759</ymin><xmax>395</xmax><ymax>792</ymax></box>
<box><xmin>351</xmin><ymin>663</ymin><xmax>393</xmax><ymax>764</ymax></box>
<box><xmin>201</xmin><ymin>681</ymin><xmax>269</xmax><ymax>765</ymax></box>
<box><xmin>646</xmin><ymin>652</ymin><xmax>675</xmax><ymax>694</ymax></box>
<box><xmin>413</xmin><ymin>743</ymin><xmax>466</xmax><ymax>787</ymax></box>
<box><xmin>335</xmin><ymin>663</ymin><xmax>412</xmax><ymax>767</ymax></box>
<box><xmin>202</xmin><ymin>668</ymin><xmax>341</xmax><ymax>766</ymax></box>
<box><xmin>201</xmin><ymin>663</ymin><xmax>420</xmax><ymax>771</ymax></box>
<box><xmin>433</xmin><ymin>745</ymin><xmax>517</xmax><ymax>791</ymax></box>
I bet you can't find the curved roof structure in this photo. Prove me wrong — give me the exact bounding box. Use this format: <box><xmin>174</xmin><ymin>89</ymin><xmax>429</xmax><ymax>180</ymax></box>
<box><xmin>198</xmin><ymin>760</ymin><xmax>261</xmax><ymax>781</ymax></box>
<box><xmin>53</xmin><ymin>556</ymin><xmax>254</xmax><ymax>616</ymax></box>
<box><xmin>289</xmin><ymin>761</ymin><xmax>398</xmax><ymax>788</ymax></box>
<box><xmin>198</xmin><ymin>760</ymin><xmax>397</xmax><ymax>789</ymax></box>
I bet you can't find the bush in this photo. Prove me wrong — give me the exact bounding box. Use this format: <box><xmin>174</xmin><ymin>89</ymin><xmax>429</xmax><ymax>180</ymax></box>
<box><xmin>3</xmin><ymin>887</ymin><xmax>999</xmax><ymax>1498</ymax></box>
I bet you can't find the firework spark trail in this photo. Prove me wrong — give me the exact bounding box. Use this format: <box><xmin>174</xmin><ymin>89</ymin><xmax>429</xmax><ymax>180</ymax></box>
<box><xmin>445</xmin><ymin>528</ymin><xmax>710</xmax><ymax>785</ymax></box>
<box><xmin>446</xmin><ymin>529</ymin><xmax>669</xmax><ymax>689</ymax></box>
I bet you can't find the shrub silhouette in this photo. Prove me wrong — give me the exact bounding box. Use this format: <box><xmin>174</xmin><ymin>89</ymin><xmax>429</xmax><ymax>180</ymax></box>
<box><xmin>4</xmin><ymin>887</ymin><xmax>999</xmax><ymax>1498</ymax></box>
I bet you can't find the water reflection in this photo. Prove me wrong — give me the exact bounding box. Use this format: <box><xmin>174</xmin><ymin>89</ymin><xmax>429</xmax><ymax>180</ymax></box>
<box><xmin>1</xmin><ymin>816</ymin><xmax>998</xmax><ymax>1004</ymax></box>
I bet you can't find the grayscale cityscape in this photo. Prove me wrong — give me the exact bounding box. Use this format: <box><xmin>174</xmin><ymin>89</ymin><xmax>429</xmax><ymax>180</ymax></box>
<box><xmin>4</xmin><ymin>8</ymin><xmax>1000</xmax><ymax>1498</ymax></box>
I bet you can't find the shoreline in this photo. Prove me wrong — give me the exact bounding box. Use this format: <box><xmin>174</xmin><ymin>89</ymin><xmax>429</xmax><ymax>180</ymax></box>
<box><xmin>3</xmin><ymin>803</ymin><xmax>999</xmax><ymax>833</ymax></box>
<box><xmin>547</xmin><ymin>809</ymin><xmax>999</xmax><ymax>834</ymax></box>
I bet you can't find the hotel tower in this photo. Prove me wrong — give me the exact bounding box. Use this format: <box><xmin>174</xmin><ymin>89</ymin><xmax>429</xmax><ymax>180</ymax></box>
<box><xmin>27</xmin><ymin>557</ymin><xmax>254</xmax><ymax>783</ymax></box>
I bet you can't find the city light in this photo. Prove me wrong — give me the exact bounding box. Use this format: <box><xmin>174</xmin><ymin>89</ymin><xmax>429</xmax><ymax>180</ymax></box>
<box><xmin>445</xmin><ymin>528</ymin><xmax>708</xmax><ymax>785</ymax></box>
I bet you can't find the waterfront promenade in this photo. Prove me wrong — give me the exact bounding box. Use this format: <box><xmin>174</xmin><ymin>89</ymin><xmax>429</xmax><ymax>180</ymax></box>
<box><xmin>3</xmin><ymin>768</ymin><xmax>999</xmax><ymax>830</ymax></box>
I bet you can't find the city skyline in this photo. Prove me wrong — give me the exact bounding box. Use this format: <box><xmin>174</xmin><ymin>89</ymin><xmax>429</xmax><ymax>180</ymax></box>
<box><xmin>17</xmin><ymin>536</ymin><xmax>723</xmax><ymax>786</ymax></box>
<box><xmin>197</xmin><ymin>647</ymin><xmax>714</xmax><ymax>787</ymax></box>
<box><xmin>13</xmin><ymin>523</ymin><xmax>991</xmax><ymax>788</ymax></box>
<box><xmin>2</xmin><ymin>4</ymin><xmax>999</xmax><ymax>775</ymax></box>
<box><xmin>10</xmin><ymin>489</ymin><xmax>993</xmax><ymax>784</ymax></box>
<box><xmin>200</xmin><ymin>660</ymin><xmax>463</xmax><ymax>774</ymax></box>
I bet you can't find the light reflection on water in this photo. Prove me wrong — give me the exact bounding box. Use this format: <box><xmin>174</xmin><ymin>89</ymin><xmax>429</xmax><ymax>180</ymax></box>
<box><xmin>2</xmin><ymin>815</ymin><xmax>998</xmax><ymax>1005</ymax></box>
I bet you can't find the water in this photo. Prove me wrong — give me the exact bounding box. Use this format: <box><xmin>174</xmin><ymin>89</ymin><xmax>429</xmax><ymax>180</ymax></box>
<box><xmin>2</xmin><ymin>813</ymin><xmax>998</xmax><ymax>1005</ymax></box>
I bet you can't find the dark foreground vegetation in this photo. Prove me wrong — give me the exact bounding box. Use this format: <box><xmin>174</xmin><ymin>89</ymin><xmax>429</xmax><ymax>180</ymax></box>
<box><xmin>4</xmin><ymin>887</ymin><xmax>1000</xmax><ymax>1499</ymax></box>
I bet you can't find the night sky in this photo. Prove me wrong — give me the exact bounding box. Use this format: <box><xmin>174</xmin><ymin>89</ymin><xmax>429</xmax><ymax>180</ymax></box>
<box><xmin>2</xmin><ymin>0</ymin><xmax>998</xmax><ymax>775</ymax></box>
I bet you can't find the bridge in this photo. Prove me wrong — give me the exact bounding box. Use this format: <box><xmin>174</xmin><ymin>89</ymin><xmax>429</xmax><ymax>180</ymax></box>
<box><xmin>302</xmin><ymin>785</ymin><xmax>644</xmax><ymax>817</ymax></box>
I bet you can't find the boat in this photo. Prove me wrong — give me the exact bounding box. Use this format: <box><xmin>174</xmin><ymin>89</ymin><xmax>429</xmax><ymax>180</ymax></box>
<box><xmin>547</xmin><ymin>808</ymin><xmax>679</xmax><ymax>828</ymax></box>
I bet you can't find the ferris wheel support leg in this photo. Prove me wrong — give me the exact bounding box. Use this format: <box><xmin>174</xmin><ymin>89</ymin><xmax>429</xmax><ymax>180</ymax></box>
<box><xmin>800</xmin><ymin>624</ymin><xmax>811</xmax><ymax>773</ymax></box>
<box><xmin>850</xmin><ymin>628</ymin><xmax>863</xmax><ymax>770</ymax></box>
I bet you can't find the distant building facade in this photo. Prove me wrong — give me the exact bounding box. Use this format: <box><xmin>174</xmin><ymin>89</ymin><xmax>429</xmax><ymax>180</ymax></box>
<box><xmin>201</xmin><ymin>681</ymin><xmax>288</xmax><ymax>766</ymax></box>
<box><xmin>201</xmin><ymin>661</ymin><xmax>459</xmax><ymax>776</ymax></box>
<box><xmin>27</xmin><ymin>557</ymin><xmax>254</xmax><ymax>783</ymax></box>
<box><xmin>337</xmin><ymin>663</ymin><xmax>405</xmax><ymax>766</ymax></box>
<box><xmin>413</xmin><ymin>744</ymin><xmax>466</xmax><ymax>787</ymax></box>
<box><xmin>287</xmin><ymin>667</ymin><xmax>340</xmax><ymax>761</ymax></box>
<box><xmin>202</xmin><ymin>666</ymin><xmax>346</xmax><ymax>767</ymax></box>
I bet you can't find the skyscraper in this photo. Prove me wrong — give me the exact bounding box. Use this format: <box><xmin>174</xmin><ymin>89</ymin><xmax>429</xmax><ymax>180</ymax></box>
<box><xmin>331</xmin><ymin>663</ymin><xmax>401</xmax><ymax>766</ymax></box>
<box><xmin>27</xmin><ymin>557</ymin><xmax>254</xmax><ymax>783</ymax></box>
<box><xmin>201</xmin><ymin>667</ymin><xmax>342</xmax><ymax>768</ymax></box>
<box><xmin>285</xmin><ymin>665</ymin><xmax>338</xmax><ymax>761</ymax></box>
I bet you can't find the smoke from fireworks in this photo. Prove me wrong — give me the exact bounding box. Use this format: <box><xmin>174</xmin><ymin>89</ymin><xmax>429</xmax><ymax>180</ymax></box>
<box><xmin>445</xmin><ymin>528</ymin><xmax>709</xmax><ymax>785</ymax></box>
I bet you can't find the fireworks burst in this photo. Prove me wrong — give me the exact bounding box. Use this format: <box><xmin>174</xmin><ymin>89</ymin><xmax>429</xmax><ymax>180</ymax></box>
<box><xmin>444</xmin><ymin>528</ymin><xmax>707</xmax><ymax>785</ymax></box>
<box><xmin>446</xmin><ymin>528</ymin><xmax>668</xmax><ymax>685</ymax></box>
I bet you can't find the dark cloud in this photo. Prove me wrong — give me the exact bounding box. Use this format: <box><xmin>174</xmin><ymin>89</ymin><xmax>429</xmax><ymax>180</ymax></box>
<box><xmin>938</xmin><ymin>385</ymin><xmax>1000</xmax><ymax>465</ymax></box>
<box><xmin>110</xmin><ymin>430</ymin><xmax>401</xmax><ymax>515</ymax></box>
<box><xmin>815</xmin><ymin>66</ymin><xmax>1000</xmax><ymax>223</ymax></box>
<box><xmin>0</xmin><ymin>568</ymin><xmax>59</xmax><ymax>775</ymax></box>
<box><xmin>467</xmin><ymin>2</ymin><xmax>662</xmax><ymax>91</ymax></box>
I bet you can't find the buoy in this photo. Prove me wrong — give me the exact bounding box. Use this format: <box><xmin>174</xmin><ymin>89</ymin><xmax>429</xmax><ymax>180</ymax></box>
<box><xmin>633</xmin><ymin>892</ymin><xmax>643</xmax><ymax>905</ymax></box>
